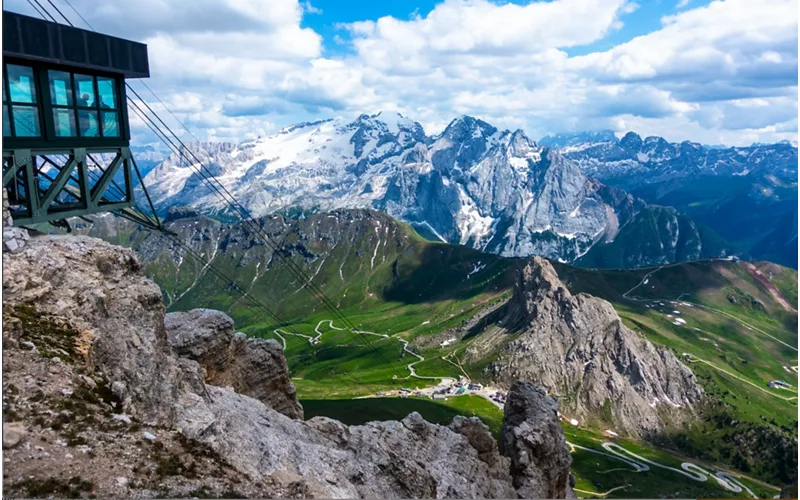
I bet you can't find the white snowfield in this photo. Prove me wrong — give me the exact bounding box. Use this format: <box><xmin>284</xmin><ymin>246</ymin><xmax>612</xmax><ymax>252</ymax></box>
<box><xmin>142</xmin><ymin>112</ymin><xmax>641</xmax><ymax>262</ymax></box>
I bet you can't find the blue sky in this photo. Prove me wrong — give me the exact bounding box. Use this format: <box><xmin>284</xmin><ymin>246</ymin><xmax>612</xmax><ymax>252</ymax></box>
<box><xmin>304</xmin><ymin>0</ymin><xmax>712</xmax><ymax>57</ymax></box>
<box><xmin>6</xmin><ymin>0</ymin><xmax>797</xmax><ymax>146</ymax></box>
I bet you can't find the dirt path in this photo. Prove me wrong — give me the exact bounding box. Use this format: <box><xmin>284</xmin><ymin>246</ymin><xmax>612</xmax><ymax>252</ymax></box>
<box><xmin>743</xmin><ymin>262</ymin><xmax>797</xmax><ymax>313</ymax></box>
<box><xmin>682</xmin><ymin>353</ymin><xmax>797</xmax><ymax>402</ymax></box>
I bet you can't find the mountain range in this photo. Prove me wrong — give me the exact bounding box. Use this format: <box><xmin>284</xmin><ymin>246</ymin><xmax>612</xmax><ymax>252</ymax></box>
<box><xmin>547</xmin><ymin>130</ymin><xmax>798</xmax><ymax>267</ymax></box>
<box><xmin>141</xmin><ymin>112</ymin><xmax>741</xmax><ymax>269</ymax></box>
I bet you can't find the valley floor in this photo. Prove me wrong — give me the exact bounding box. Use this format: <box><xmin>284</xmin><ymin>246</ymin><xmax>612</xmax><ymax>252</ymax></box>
<box><xmin>271</xmin><ymin>258</ymin><xmax>796</xmax><ymax>499</ymax></box>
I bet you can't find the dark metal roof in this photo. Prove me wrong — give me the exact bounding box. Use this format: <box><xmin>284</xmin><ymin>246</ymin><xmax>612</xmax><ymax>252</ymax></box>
<box><xmin>3</xmin><ymin>11</ymin><xmax>149</xmax><ymax>78</ymax></box>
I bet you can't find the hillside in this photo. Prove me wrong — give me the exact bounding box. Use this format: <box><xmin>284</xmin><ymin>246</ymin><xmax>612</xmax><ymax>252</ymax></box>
<box><xmin>81</xmin><ymin>208</ymin><xmax>797</xmax><ymax>493</ymax></box>
<box><xmin>551</xmin><ymin>131</ymin><xmax>798</xmax><ymax>268</ymax></box>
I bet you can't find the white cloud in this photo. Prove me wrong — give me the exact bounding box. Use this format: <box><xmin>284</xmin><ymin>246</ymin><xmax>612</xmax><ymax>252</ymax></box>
<box><xmin>677</xmin><ymin>0</ymin><xmax>691</xmax><ymax>9</ymax></box>
<box><xmin>4</xmin><ymin>0</ymin><xmax>797</xmax><ymax>146</ymax></box>
<box><xmin>302</xmin><ymin>1</ymin><xmax>322</xmax><ymax>15</ymax></box>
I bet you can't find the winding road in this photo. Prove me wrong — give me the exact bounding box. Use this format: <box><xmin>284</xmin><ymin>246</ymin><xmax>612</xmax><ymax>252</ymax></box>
<box><xmin>273</xmin><ymin>319</ymin><xmax>454</xmax><ymax>383</ymax></box>
<box><xmin>567</xmin><ymin>441</ymin><xmax>756</xmax><ymax>497</ymax></box>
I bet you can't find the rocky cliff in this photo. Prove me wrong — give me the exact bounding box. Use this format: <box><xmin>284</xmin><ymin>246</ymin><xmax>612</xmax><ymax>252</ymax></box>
<box><xmin>2</xmin><ymin>230</ymin><xmax>574</xmax><ymax>498</ymax></box>
<box><xmin>164</xmin><ymin>308</ymin><xmax>303</xmax><ymax>419</ymax></box>
<box><xmin>468</xmin><ymin>257</ymin><xmax>704</xmax><ymax>435</ymax></box>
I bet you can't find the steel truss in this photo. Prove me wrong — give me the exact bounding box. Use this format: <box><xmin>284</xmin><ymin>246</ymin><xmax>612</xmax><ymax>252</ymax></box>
<box><xmin>2</xmin><ymin>147</ymin><xmax>162</xmax><ymax>231</ymax></box>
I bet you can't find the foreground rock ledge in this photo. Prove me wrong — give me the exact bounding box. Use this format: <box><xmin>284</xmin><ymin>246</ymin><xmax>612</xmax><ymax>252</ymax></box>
<box><xmin>3</xmin><ymin>233</ymin><xmax>574</xmax><ymax>498</ymax></box>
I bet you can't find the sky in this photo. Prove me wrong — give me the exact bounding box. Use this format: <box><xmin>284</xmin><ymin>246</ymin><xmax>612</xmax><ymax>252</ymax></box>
<box><xmin>7</xmin><ymin>0</ymin><xmax>798</xmax><ymax>146</ymax></box>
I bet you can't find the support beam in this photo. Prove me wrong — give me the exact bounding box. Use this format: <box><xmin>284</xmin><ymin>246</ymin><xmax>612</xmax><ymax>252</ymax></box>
<box><xmin>1</xmin><ymin>146</ymin><xmax>150</xmax><ymax>227</ymax></box>
<box><xmin>38</xmin><ymin>156</ymin><xmax>76</xmax><ymax>212</ymax></box>
<box><xmin>89</xmin><ymin>153</ymin><xmax>123</xmax><ymax>206</ymax></box>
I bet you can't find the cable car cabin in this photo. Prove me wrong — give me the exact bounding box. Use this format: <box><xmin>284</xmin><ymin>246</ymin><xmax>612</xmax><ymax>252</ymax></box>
<box><xmin>2</xmin><ymin>10</ymin><xmax>153</xmax><ymax>227</ymax></box>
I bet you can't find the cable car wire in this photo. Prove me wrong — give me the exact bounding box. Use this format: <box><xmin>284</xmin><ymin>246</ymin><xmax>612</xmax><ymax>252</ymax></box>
<box><xmin>31</xmin><ymin>0</ymin><xmax>402</xmax><ymax>382</ymax></box>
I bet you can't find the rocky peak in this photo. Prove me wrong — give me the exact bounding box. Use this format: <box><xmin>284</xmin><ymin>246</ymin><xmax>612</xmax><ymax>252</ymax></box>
<box><xmin>165</xmin><ymin>308</ymin><xmax>303</xmax><ymax>419</ymax></box>
<box><xmin>642</xmin><ymin>135</ymin><xmax>672</xmax><ymax>157</ymax></box>
<box><xmin>506</xmin><ymin>129</ymin><xmax>538</xmax><ymax>158</ymax></box>
<box><xmin>539</xmin><ymin>130</ymin><xmax>618</xmax><ymax>149</ymax></box>
<box><xmin>506</xmin><ymin>256</ymin><xmax>570</xmax><ymax>323</ymax></box>
<box><xmin>619</xmin><ymin>131</ymin><xmax>643</xmax><ymax>151</ymax></box>
<box><xmin>439</xmin><ymin>115</ymin><xmax>498</xmax><ymax>143</ymax></box>
<box><xmin>483</xmin><ymin>257</ymin><xmax>704</xmax><ymax>435</ymax></box>
<box><xmin>346</xmin><ymin>112</ymin><xmax>426</xmax><ymax>165</ymax></box>
<box><xmin>500</xmin><ymin>382</ymin><xmax>573</xmax><ymax>499</ymax></box>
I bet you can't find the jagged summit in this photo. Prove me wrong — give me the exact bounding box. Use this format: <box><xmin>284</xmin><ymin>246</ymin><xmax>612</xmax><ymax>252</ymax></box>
<box><xmin>474</xmin><ymin>257</ymin><xmax>704</xmax><ymax>435</ymax></box>
<box><xmin>142</xmin><ymin>113</ymin><xmax>734</xmax><ymax>268</ymax></box>
<box><xmin>439</xmin><ymin>115</ymin><xmax>499</xmax><ymax>139</ymax></box>
<box><xmin>539</xmin><ymin>130</ymin><xmax>618</xmax><ymax>149</ymax></box>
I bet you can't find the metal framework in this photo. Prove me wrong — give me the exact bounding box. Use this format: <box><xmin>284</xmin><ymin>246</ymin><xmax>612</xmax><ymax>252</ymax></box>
<box><xmin>2</xmin><ymin>146</ymin><xmax>162</xmax><ymax>230</ymax></box>
<box><xmin>2</xmin><ymin>11</ymin><xmax>162</xmax><ymax>232</ymax></box>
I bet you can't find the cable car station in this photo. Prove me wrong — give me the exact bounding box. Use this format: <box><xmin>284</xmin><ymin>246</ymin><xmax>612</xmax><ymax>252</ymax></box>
<box><xmin>2</xmin><ymin>10</ymin><xmax>160</xmax><ymax>229</ymax></box>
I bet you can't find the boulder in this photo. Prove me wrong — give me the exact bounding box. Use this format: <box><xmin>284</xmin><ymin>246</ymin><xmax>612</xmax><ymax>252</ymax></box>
<box><xmin>2</xmin><ymin>422</ymin><xmax>27</xmax><ymax>449</ymax></box>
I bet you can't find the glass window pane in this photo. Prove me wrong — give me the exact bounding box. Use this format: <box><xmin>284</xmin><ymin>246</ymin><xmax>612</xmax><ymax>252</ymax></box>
<box><xmin>7</xmin><ymin>65</ymin><xmax>37</xmax><ymax>104</ymax></box>
<box><xmin>78</xmin><ymin>109</ymin><xmax>99</xmax><ymax>136</ymax></box>
<box><xmin>53</xmin><ymin>108</ymin><xmax>77</xmax><ymax>137</ymax></box>
<box><xmin>101</xmin><ymin>111</ymin><xmax>119</xmax><ymax>137</ymax></box>
<box><xmin>74</xmin><ymin>74</ymin><xmax>96</xmax><ymax>107</ymax></box>
<box><xmin>12</xmin><ymin>105</ymin><xmax>40</xmax><ymax>136</ymax></box>
<box><xmin>48</xmin><ymin>70</ymin><xmax>73</xmax><ymax>106</ymax></box>
<box><xmin>97</xmin><ymin>78</ymin><xmax>117</xmax><ymax>109</ymax></box>
<box><xmin>3</xmin><ymin>105</ymin><xmax>11</xmax><ymax>136</ymax></box>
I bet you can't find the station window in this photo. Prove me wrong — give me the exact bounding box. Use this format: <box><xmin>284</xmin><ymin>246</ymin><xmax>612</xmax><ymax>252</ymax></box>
<box><xmin>47</xmin><ymin>70</ymin><xmax>120</xmax><ymax>138</ymax></box>
<box><xmin>4</xmin><ymin>64</ymin><xmax>41</xmax><ymax>137</ymax></box>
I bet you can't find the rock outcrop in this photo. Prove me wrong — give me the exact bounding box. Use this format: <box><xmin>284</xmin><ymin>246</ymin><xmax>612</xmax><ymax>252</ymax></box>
<box><xmin>2</xmin><ymin>190</ymin><xmax>29</xmax><ymax>253</ymax></box>
<box><xmin>3</xmin><ymin>232</ymin><xmax>574</xmax><ymax>498</ymax></box>
<box><xmin>478</xmin><ymin>257</ymin><xmax>703</xmax><ymax>435</ymax></box>
<box><xmin>500</xmin><ymin>382</ymin><xmax>573</xmax><ymax>499</ymax></box>
<box><xmin>165</xmin><ymin>308</ymin><xmax>303</xmax><ymax>419</ymax></box>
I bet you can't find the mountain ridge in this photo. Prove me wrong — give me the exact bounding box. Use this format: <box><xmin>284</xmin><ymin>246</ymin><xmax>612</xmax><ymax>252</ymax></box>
<box><xmin>141</xmin><ymin>112</ymin><xmax>735</xmax><ymax>269</ymax></box>
<box><xmin>543</xmin><ymin>129</ymin><xmax>798</xmax><ymax>267</ymax></box>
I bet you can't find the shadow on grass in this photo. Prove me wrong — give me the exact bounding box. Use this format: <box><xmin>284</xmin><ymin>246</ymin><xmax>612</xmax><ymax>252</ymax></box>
<box><xmin>381</xmin><ymin>243</ymin><xmax>518</xmax><ymax>305</ymax></box>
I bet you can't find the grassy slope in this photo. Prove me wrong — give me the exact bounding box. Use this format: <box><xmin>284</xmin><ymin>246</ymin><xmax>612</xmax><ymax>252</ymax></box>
<box><xmin>84</xmin><ymin>213</ymin><xmax>797</xmax><ymax>495</ymax></box>
<box><xmin>553</xmin><ymin>258</ymin><xmax>798</xmax><ymax>486</ymax></box>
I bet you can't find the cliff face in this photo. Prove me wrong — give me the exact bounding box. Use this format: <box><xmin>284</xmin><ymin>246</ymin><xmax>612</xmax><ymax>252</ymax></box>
<box><xmin>164</xmin><ymin>308</ymin><xmax>303</xmax><ymax>419</ymax></box>
<box><xmin>474</xmin><ymin>257</ymin><xmax>704</xmax><ymax>435</ymax></box>
<box><xmin>2</xmin><ymin>231</ymin><xmax>574</xmax><ymax>499</ymax></box>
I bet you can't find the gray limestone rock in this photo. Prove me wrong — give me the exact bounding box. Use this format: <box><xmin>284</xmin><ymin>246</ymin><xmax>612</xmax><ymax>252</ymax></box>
<box><xmin>3</xmin><ymin>422</ymin><xmax>27</xmax><ymax>449</ymax></box>
<box><xmin>165</xmin><ymin>308</ymin><xmax>303</xmax><ymax>419</ymax></box>
<box><xmin>500</xmin><ymin>382</ymin><xmax>572</xmax><ymax>499</ymax></box>
<box><xmin>3</xmin><ymin>233</ymin><xmax>575</xmax><ymax>499</ymax></box>
<box><xmin>482</xmin><ymin>257</ymin><xmax>703</xmax><ymax>435</ymax></box>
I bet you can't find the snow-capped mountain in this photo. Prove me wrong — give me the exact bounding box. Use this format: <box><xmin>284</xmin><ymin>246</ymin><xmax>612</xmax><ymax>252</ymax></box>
<box><xmin>142</xmin><ymin>112</ymin><xmax>731</xmax><ymax>266</ymax></box>
<box><xmin>545</xmin><ymin>131</ymin><xmax>798</xmax><ymax>267</ymax></box>
<box><xmin>539</xmin><ymin>130</ymin><xmax>618</xmax><ymax>149</ymax></box>
<box><xmin>554</xmin><ymin>131</ymin><xmax>798</xmax><ymax>184</ymax></box>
